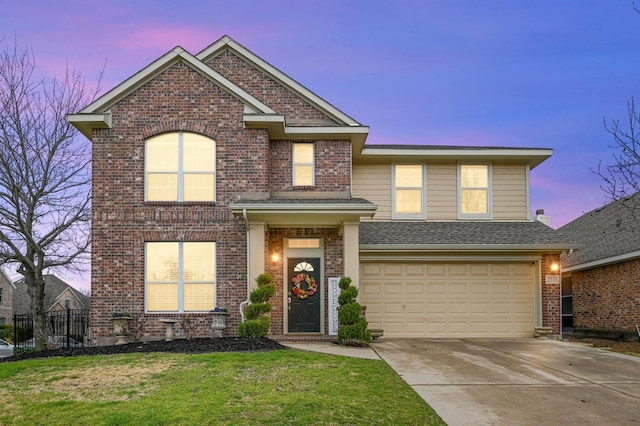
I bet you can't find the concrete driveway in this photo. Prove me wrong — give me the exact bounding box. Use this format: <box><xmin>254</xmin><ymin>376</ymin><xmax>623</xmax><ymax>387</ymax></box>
<box><xmin>373</xmin><ymin>338</ymin><xmax>640</xmax><ymax>425</ymax></box>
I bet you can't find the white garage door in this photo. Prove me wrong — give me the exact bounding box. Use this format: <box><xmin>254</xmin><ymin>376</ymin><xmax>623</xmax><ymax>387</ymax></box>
<box><xmin>361</xmin><ymin>262</ymin><xmax>534</xmax><ymax>338</ymax></box>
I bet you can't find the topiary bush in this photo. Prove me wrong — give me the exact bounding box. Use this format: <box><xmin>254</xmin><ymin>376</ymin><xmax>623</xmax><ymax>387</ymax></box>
<box><xmin>239</xmin><ymin>273</ymin><xmax>275</xmax><ymax>338</ymax></box>
<box><xmin>337</xmin><ymin>277</ymin><xmax>371</xmax><ymax>346</ymax></box>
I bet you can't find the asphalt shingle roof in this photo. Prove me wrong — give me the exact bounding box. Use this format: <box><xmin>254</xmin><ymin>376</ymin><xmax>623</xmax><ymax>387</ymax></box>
<box><xmin>558</xmin><ymin>192</ymin><xmax>640</xmax><ymax>268</ymax></box>
<box><xmin>360</xmin><ymin>220</ymin><xmax>572</xmax><ymax>248</ymax></box>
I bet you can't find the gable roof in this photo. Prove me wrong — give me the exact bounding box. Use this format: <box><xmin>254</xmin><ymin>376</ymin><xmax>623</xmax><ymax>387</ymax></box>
<box><xmin>360</xmin><ymin>220</ymin><xmax>574</xmax><ymax>252</ymax></box>
<box><xmin>559</xmin><ymin>192</ymin><xmax>640</xmax><ymax>271</ymax></box>
<box><xmin>12</xmin><ymin>275</ymin><xmax>90</xmax><ymax>315</ymax></box>
<box><xmin>196</xmin><ymin>35</ymin><xmax>362</xmax><ymax>127</ymax></box>
<box><xmin>68</xmin><ymin>35</ymin><xmax>369</xmax><ymax>146</ymax></box>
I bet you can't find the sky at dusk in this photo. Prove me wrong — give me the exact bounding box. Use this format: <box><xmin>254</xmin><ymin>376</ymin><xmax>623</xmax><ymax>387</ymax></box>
<box><xmin>2</xmin><ymin>1</ymin><xmax>640</xmax><ymax>290</ymax></box>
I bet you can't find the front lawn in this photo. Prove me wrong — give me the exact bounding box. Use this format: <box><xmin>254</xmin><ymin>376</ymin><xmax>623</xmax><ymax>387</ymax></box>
<box><xmin>0</xmin><ymin>349</ymin><xmax>444</xmax><ymax>425</ymax></box>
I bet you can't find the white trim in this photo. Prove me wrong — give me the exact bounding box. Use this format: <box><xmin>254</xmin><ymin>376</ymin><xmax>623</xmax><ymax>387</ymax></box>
<box><xmin>357</xmin><ymin>147</ymin><xmax>552</xmax><ymax>169</ymax></box>
<box><xmin>292</xmin><ymin>143</ymin><xmax>315</xmax><ymax>187</ymax></box>
<box><xmin>457</xmin><ymin>163</ymin><xmax>492</xmax><ymax>220</ymax></box>
<box><xmin>562</xmin><ymin>250</ymin><xmax>640</xmax><ymax>273</ymax></box>
<box><xmin>144</xmin><ymin>132</ymin><xmax>216</xmax><ymax>202</ymax></box>
<box><xmin>80</xmin><ymin>47</ymin><xmax>274</xmax><ymax>115</ymax></box>
<box><xmin>391</xmin><ymin>164</ymin><xmax>426</xmax><ymax>220</ymax></box>
<box><xmin>197</xmin><ymin>35</ymin><xmax>361</xmax><ymax>126</ymax></box>
<box><xmin>144</xmin><ymin>241</ymin><xmax>217</xmax><ymax>313</ymax></box>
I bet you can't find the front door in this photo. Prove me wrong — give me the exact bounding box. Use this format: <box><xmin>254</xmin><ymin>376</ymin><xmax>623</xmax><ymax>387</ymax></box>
<box><xmin>288</xmin><ymin>257</ymin><xmax>321</xmax><ymax>333</ymax></box>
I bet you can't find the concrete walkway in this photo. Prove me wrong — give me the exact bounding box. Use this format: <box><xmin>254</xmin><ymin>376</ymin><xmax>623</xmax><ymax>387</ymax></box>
<box><xmin>282</xmin><ymin>341</ymin><xmax>380</xmax><ymax>360</ymax></box>
<box><xmin>373</xmin><ymin>338</ymin><xmax>640</xmax><ymax>426</ymax></box>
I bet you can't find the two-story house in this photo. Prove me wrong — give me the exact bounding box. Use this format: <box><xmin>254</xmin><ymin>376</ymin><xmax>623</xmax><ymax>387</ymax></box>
<box><xmin>69</xmin><ymin>36</ymin><xmax>572</xmax><ymax>344</ymax></box>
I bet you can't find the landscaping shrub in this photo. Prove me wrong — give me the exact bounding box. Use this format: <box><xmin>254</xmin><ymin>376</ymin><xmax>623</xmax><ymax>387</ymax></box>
<box><xmin>337</xmin><ymin>277</ymin><xmax>371</xmax><ymax>346</ymax></box>
<box><xmin>239</xmin><ymin>273</ymin><xmax>275</xmax><ymax>338</ymax></box>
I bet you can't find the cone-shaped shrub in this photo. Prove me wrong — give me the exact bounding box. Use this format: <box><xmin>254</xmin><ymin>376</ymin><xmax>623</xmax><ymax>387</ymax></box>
<box><xmin>337</xmin><ymin>277</ymin><xmax>371</xmax><ymax>346</ymax></box>
<box><xmin>239</xmin><ymin>273</ymin><xmax>275</xmax><ymax>338</ymax></box>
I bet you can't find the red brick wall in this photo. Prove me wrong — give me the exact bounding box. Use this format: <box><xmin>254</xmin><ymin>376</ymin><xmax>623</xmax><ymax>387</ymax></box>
<box><xmin>541</xmin><ymin>254</ymin><xmax>561</xmax><ymax>334</ymax></box>
<box><xmin>91</xmin><ymin>62</ymin><xmax>269</xmax><ymax>342</ymax></box>
<box><xmin>266</xmin><ymin>228</ymin><xmax>343</xmax><ymax>336</ymax></box>
<box><xmin>268</xmin><ymin>140</ymin><xmax>351</xmax><ymax>192</ymax></box>
<box><xmin>207</xmin><ymin>49</ymin><xmax>331</xmax><ymax>121</ymax></box>
<box><xmin>90</xmin><ymin>55</ymin><xmax>353</xmax><ymax>343</ymax></box>
<box><xmin>571</xmin><ymin>257</ymin><xmax>640</xmax><ymax>334</ymax></box>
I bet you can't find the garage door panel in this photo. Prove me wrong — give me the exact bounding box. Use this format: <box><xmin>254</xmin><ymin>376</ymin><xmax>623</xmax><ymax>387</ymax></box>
<box><xmin>361</xmin><ymin>262</ymin><xmax>534</xmax><ymax>338</ymax></box>
<box><xmin>406</xmin><ymin>283</ymin><xmax>425</xmax><ymax>294</ymax></box>
<box><xmin>450</xmin><ymin>283</ymin><xmax>468</xmax><ymax>293</ymax></box>
<box><xmin>427</xmin><ymin>283</ymin><xmax>446</xmax><ymax>294</ymax></box>
<box><xmin>448</xmin><ymin>264</ymin><xmax>468</xmax><ymax>276</ymax></box>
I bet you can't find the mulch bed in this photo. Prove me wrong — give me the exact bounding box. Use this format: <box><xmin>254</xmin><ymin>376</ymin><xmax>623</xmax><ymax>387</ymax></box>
<box><xmin>1</xmin><ymin>337</ymin><xmax>287</xmax><ymax>363</ymax></box>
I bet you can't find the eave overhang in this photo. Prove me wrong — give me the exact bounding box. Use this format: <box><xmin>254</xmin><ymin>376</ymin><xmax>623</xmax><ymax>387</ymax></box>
<box><xmin>359</xmin><ymin>243</ymin><xmax>573</xmax><ymax>262</ymax></box>
<box><xmin>68</xmin><ymin>46</ymin><xmax>276</xmax><ymax>140</ymax></box>
<box><xmin>230</xmin><ymin>201</ymin><xmax>377</xmax><ymax>227</ymax></box>
<box><xmin>562</xmin><ymin>249</ymin><xmax>640</xmax><ymax>273</ymax></box>
<box><xmin>243</xmin><ymin>114</ymin><xmax>369</xmax><ymax>144</ymax></box>
<box><xmin>354</xmin><ymin>145</ymin><xmax>553</xmax><ymax>169</ymax></box>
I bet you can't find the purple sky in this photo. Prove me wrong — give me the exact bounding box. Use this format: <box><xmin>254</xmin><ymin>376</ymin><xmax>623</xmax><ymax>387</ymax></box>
<box><xmin>3</xmin><ymin>1</ymin><xmax>640</xmax><ymax>289</ymax></box>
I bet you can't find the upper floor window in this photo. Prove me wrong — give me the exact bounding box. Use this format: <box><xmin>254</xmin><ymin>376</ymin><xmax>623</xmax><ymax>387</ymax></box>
<box><xmin>145</xmin><ymin>242</ymin><xmax>216</xmax><ymax>313</ymax></box>
<box><xmin>459</xmin><ymin>164</ymin><xmax>491</xmax><ymax>219</ymax></box>
<box><xmin>0</xmin><ymin>287</ymin><xmax>3</xmax><ymax>304</ymax></box>
<box><xmin>145</xmin><ymin>132</ymin><xmax>216</xmax><ymax>202</ymax></box>
<box><xmin>293</xmin><ymin>143</ymin><xmax>314</xmax><ymax>186</ymax></box>
<box><xmin>393</xmin><ymin>164</ymin><xmax>426</xmax><ymax>219</ymax></box>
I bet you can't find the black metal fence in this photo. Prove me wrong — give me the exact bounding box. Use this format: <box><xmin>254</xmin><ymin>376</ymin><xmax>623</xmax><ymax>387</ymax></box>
<box><xmin>14</xmin><ymin>309</ymin><xmax>90</xmax><ymax>349</ymax></box>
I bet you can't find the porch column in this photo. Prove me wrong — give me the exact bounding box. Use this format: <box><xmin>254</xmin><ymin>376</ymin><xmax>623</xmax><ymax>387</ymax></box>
<box><xmin>342</xmin><ymin>221</ymin><xmax>360</xmax><ymax>289</ymax></box>
<box><xmin>248</xmin><ymin>222</ymin><xmax>266</xmax><ymax>291</ymax></box>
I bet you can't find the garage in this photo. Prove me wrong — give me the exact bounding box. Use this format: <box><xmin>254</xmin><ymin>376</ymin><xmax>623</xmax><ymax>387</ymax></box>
<box><xmin>361</xmin><ymin>262</ymin><xmax>534</xmax><ymax>338</ymax></box>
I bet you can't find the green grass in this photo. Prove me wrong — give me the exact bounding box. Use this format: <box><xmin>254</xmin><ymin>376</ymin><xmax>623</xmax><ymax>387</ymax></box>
<box><xmin>0</xmin><ymin>349</ymin><xmax>445</xmax><ymax>425</ymax></box>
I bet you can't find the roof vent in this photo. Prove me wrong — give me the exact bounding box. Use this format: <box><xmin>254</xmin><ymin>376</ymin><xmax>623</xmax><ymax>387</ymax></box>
<box><xmin>535</xmin><ymin>209</ymin><xmax>550</xmax><ymax>226</ymax></box>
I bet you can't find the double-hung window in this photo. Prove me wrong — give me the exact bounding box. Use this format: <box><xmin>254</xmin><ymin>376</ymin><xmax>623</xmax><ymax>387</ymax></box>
<box><xmin>293</xmin><ymin>143</ymin><xmax>314</xmax><ymax>186</ymax></box>
<box><xmin>459</xmin><ymin>164</ymin><xmax>491</xmax><ymax>219</ymax></box>
<box><xmin>393</xmin><ymin>164</ymin><xmax>426</xmax><ymax>219</ymax></box>
<box><xmin>145</xmin><ymin>242</ymin><xmax>216</xmax><ymax>312</ymax></box>
<box><xmin>146</xmin><ymin>132</ymin><xmax>215</xmax><ymax>202</ymax></box>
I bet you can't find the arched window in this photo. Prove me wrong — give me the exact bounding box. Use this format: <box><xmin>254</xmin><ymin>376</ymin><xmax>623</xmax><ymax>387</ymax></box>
<box><xmin>145</xmin><ymin>132</ymin><xmax>215</xmax><ymax>202</ymax></box>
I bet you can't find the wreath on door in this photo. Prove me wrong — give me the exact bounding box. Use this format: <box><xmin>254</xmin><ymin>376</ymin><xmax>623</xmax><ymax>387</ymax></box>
<box><xmin>292</xmin><ymin>273</ymin><xmax>317</xmax><ymax>299</ymax></box>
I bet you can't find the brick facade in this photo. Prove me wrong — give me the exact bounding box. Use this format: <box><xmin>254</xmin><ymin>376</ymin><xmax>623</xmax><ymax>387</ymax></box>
<box><xmin>570</xmin><ymin>258</ymin><xmax>640</xmax><ymax>335</ymax></box>
<box><xmin>540</xmin><ymin>254</ymin><xmax>561</xmax><ymax>334</ymax></box>
<box><xmin>268</xmin><ymin>140</ymin><xmax>351</xmax><ymax>193</ymax></box>
<box><xmin>206</xmin><ymin>50</ymin><xmax>331</xmax><ymax>121</ymax></box>
<box><xmin>91</xmin><ymin>62</ymin><xmax>273</xmax><ymax>343</ymax></box>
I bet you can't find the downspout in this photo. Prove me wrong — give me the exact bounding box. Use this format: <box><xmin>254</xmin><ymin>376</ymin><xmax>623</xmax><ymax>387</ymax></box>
<box><xmin>239</xmin><ymin>208</ymin><xmax>250</xmax><ymax>322</ymax></box>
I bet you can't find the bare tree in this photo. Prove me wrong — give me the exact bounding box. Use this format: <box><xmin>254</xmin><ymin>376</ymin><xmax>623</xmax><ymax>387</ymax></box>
<box><xmin>593</xmin><ymin>97</ymin><xmax>640</xmax><ymax>212</ymax></box>
<box><xmin>0</xmin><ymin>38</ymin><xmax>100</xmax><ymax>351</ymax></box>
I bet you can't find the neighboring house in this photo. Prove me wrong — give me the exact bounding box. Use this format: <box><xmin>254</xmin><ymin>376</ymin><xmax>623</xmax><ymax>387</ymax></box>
<box><xmin>559</xmin><ymin>192</ymin><xmax>640</xmax><ymax>339</ymax></box>
<box><xmin>13</xmin><ymin>275</ymin><xmax>90</xmax><ymax>315</ymax></box>
<box><xmin>0</xmin><ymin>269</ymin><xmax>15</xmax><ymax>325</ymax></box>
<box><xmin>68</xmin><ymin>35</ymin><xmax>573</xmax><ymax>344</ymax></box>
